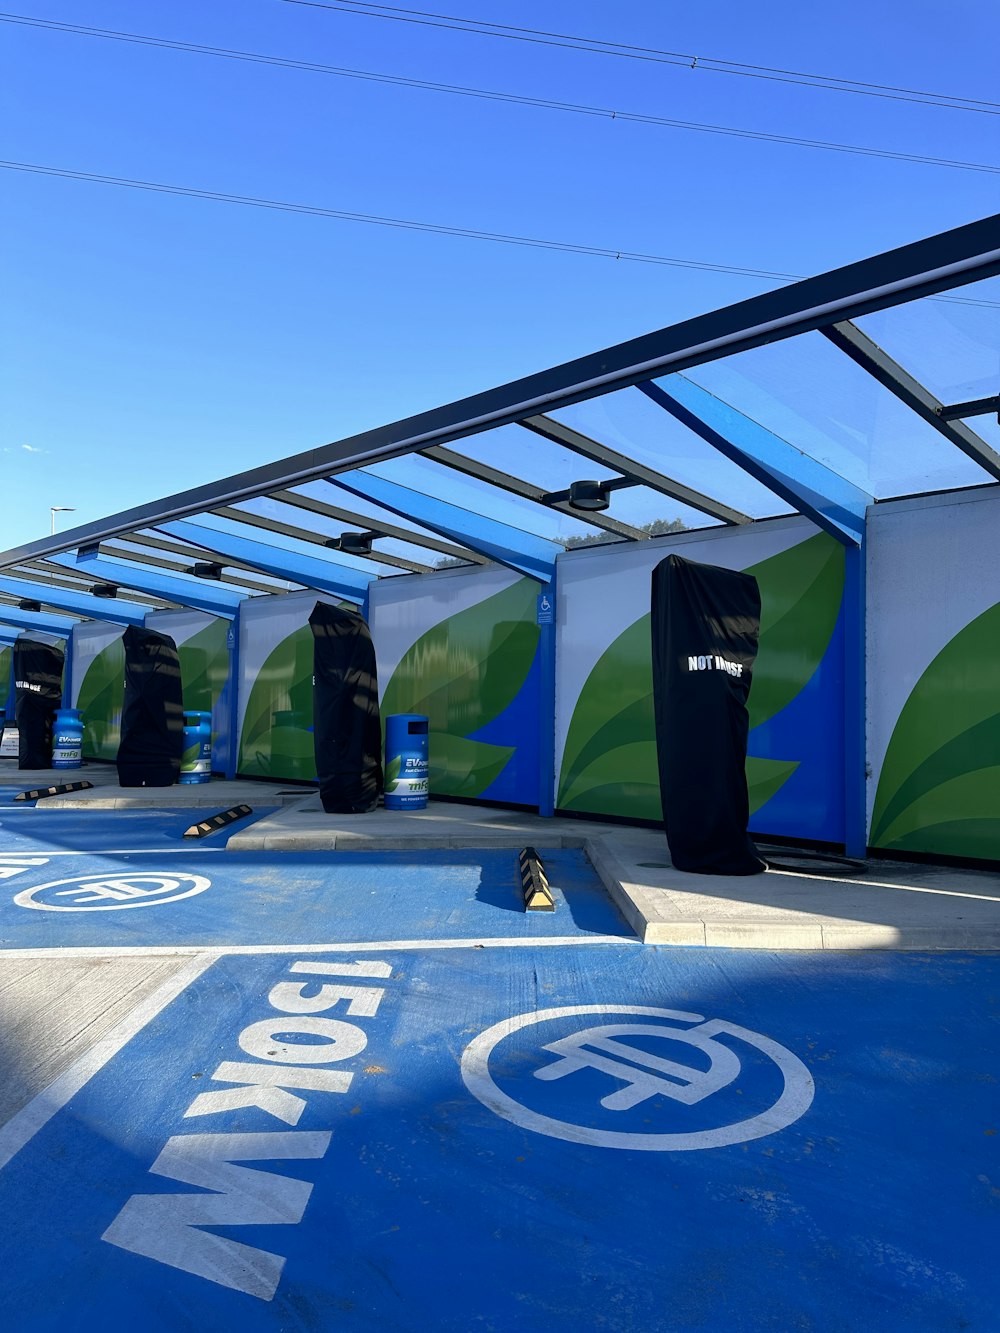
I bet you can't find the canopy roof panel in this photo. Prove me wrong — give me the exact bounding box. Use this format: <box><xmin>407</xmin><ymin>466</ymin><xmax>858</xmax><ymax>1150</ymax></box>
<box><xmin>0</xmin><ymin>211</ymin><xmax>997</xmax><ymax>609</ymax></box>
<box><xmin>550</xmin><ymin>388</ymin><xmax>789</xmax><ymax>522</ymax></box>
<box><xmin>680</xmin><ymin>331</ymin><xmax>996</xmax><ymax>500</ymax></box>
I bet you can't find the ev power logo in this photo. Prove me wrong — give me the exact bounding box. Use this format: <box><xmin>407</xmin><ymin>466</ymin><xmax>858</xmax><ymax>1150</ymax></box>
<box><xmin>14</xmin><ymin>871</ymin><xmax>212</xmax><ymax>912</ymax></box>
<box><xmin>461</xmin><ymin>1004</ymin><xmax>814</xmax><ymax>1150</ymax></box>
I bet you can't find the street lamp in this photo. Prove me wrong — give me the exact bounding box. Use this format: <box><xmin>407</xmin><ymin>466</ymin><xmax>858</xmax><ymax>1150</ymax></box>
<box><xmin>50</xmin><ymin>506</ymin><xmax>75</xmax><ymax>534</ymax></box>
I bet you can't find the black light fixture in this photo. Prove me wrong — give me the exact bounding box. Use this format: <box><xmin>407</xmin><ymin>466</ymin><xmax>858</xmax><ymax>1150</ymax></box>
<box><xmin>567</xmin><ymin>479</ymin><xmax>611</xmax><ymax>512</ymax></box>
<box><xmin>325</xmin><ymin>531</ymin><xmax>377</xmax><ymax>556</ymax></box>
<box><xmin>191</xmin><ymin>562</ymin><xmax>224</xmax><ymax>580</ymax></box>
<box><xmin>92</xmin><ymin>583</ymin><xmax>118</xmax><ymax>599</ymax></box>
<box><xmin>18</xmin><ymin>599</ymin><xmax>41</xmax><ymax>612</ymax></box>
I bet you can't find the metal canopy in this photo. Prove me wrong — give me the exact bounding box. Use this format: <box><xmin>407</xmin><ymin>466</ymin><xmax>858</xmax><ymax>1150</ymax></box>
<box><xmin>0</xmin><ymin>211</ymin><xmax>997</xmax><ymax>578</ymax></box>
<box><xmin>519</xmin><ymin>414</ymin><xmax>751</xmax><ymax>526</ymax></box>
<box><xmin>821</xmin><ymin>321</ymin><xmax>1000</xmax><ymax>482</ymax></box>
<box><xmin>638</xmin><ymin>379</ymin><xmax>871</xmax><ymax>545</ymax></box>
<box><xmin>0</xmin><ymin>574</ymin><xmax>148</xmax><ymax>626</ymax></box>
<box><xmin>0</xmin><ymin>607</ymin><xmax>76</xmax><ymax>636</ymax></box>
<box><xmin>155</xmin><ymin>520</ymin><xmax>372</xmax><ymax>605</ymax></box>
<box><xmin>332</xmin><ymin>471</ymin><xmax>561</xmax><ymax>584</ymax></box>
<box><xmin>0</xmin><ymin>212</ymin><xmax>995</xmax><ymax>629</ymax></box>
<box><xmin>57</xmin><ymin>552</ymin><xmax>244</xmax><ymax>618</ymax></box>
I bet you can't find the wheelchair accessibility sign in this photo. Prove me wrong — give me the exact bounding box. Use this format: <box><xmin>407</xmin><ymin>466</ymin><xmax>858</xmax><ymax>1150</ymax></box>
<box><xmin>14</xmin><ymin>871</ymin><xmax>212</xmax><ymax>912</ymax></box>
<box><xmin>461</xmin><ymin>1004</ymin><xmax>814</xmax><ymax>1150</ymax></box>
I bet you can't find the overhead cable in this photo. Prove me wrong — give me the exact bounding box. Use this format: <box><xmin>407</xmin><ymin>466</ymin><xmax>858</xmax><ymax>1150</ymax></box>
<box><xmin>4</xmin><ymin>159</ymin><xmax>996</xmax><ymax>308</ymax></box>
<box><xmin>283</xmin><ymin>0</ymin><xmax>1000</xmax><ymax>115</ymax></box>
<box><xmin>0</xmin><ymin>159</ymin><xmax>805</xmax><ymax>278</ymax></box>
<box><xmin>3</xmin><ymin>13</ymin><xmax>998</xmax><ymax>176</ymax></box>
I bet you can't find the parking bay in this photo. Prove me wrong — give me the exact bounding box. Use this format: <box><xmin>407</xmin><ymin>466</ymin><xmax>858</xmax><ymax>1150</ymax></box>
<box><xmin>0</xmin><ymin>939</ymin><xmax>996</xmax><ymax>1330</ymax></box>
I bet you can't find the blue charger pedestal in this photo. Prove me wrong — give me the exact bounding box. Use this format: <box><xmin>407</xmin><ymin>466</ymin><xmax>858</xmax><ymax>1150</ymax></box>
<box><xmin>52</xmin><ymin>708</ymin><xmax>84</xmax><ymax>769</ymax></box>
<box><xmin>180</xmin><ymin>710</ymin><xmax>213</xmax><ymax>785</ymax></box>
<box><xmin>384</xmin><ymin>714</ymin><xmax>429</xmax><ymax>810</ymax></box>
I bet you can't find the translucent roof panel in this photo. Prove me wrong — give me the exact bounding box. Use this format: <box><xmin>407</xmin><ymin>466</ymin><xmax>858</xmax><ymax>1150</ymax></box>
<box><xmin>680</xmin><ymin>330</ymin><xmax>995</xmax><ymax>500</ymax></box>
<box><xmin>290</xmin><ymin>479</ymin><xmax>478</xmax><ymax>554</ymax></box>
<box><xmin>437</xmin><ymin>423</ymin><xmax>722</xmax><ymax>534</ymax></box>
<box><xmin>98</xmin><ymin>540</ymin><xmax>270</xmax><ymax>596</ymax></box>
<box><xmin>221</xmin><ymin>496</ymin><xmax>449</xmax><ymax>572</ymax></box>
<box><xmin>357</xmin><ymin>450</ymin><xmax>615</xmax><ymax>548</ymax></box>
<box><xmin>205</xmin><ymin>503</ymin><xmax>418</xmax><ymax>577</ymax></box>
<box><xmin>855</xmin><ymin>276</ymin><xmax>1000</xmax><ymax>459</ymax></box>
<box><xmin>551</xmin><ymin>387</ymin><xmax>792</xmax><ymax>520</ymax></box>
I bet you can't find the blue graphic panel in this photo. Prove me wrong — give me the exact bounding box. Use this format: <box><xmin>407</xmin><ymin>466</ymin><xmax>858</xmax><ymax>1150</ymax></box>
<box><xmin>749</xmin><ymin>606</ymin><xmax>846</xmax><ymax>843</ymax></box>
<box><xmin>471</xmin><ymin>641</ymin><xmax>541</xmax><ymax>805</ymax></box>
<box><xmin>0</xmin><ymin>946</ymin><xmax>997</xmax><ymax>1330</ymax></box>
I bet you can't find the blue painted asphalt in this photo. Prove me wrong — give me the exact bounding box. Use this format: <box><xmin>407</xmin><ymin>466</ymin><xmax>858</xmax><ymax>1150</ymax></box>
<box><xmin>1</xmin><ymin>945</ymin><xmax>998</xmax><ymax>1330</ymax></box>
<box><xmin>0</xmin><ymin>806</ymin><xmax>277</xmax><ymax>853</ymax></box>
<box><xmin>0</xmin><ymin>840</ymin><xmax>629</xmax><ymax>947</ymax></box>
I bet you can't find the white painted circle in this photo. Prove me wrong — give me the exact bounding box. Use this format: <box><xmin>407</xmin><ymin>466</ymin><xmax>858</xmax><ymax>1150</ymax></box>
<box><xmin>461</xmin><ymin>1004</ymin><xmax>814</xmax><ymax>1151</ymax></box>
<box><xmin>14</xmin><ymin>871</ymin><xmax>212</xmax><ymax>912</ymax></box>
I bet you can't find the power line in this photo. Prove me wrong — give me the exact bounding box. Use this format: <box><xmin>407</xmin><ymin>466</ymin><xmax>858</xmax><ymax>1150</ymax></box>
<box><xmin>0</xmin><ymin>159</ymin><xmax>804</xmax><ymax>278</ymax></box>
<box><xmin>4</xmin><ymin>158</ymin><xmax>997</xmax><ymax>308</ymax></box>
<box><xmin>284</xmin><ymin>0</ymin><xmax>1000</xmax><ymax>115</ymax></box>
<box><xmin>4</xmin><ymin>13</ymin><xmax>999</xmax><ymax>177</ymax></box>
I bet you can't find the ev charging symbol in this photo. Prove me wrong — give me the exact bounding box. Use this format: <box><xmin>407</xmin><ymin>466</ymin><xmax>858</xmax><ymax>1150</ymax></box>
<box><xmin>14</xmin><ymin>871</ymin><xmax>212</xmax><ymax>912</ymax></box>
<box><xmin>534</xmin><ymin>1021</ymin><xmax>743</xmax><ymax>1109</ymax></box>
<box><xmin>462</xmin><ymin>1005</ymin><xmax>814</xmax><ymax>1151</ymax></box>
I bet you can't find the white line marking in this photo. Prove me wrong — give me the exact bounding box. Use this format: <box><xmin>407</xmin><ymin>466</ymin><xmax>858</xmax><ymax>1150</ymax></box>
<box><xmin>767</xmin><ymin>868</ymin><xmax>1000</xmax><ymax>902</ymax></box>
<box><xmin>0</xmin><ymin>936</ymin><xmax>632</xmax><ymax>961</ymax></box>
<box><xmin>0</xmin><ymin>952</ymin><xmax>220</xmax><ymax>1172</ymax></box>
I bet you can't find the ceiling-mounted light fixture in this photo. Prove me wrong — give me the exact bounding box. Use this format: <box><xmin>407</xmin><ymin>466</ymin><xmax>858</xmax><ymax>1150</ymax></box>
<box><xmin>567</xmin><ymin>480</ymin><xmax>611</xmax><ymax>512</ymax></box>
<box><xmin>191</xmin><ymin>562</ymin><xmax>223</xmax><ymax>580</ymax></box>
<box><xmin>325</xmin><ymin>531</ymin><xmax>377</xmax><ymax>556</ymax></box>
<box><xmin>92</xmin><ymin>584</ymin><xmax>118</xmax><ymax>599</ymax></box>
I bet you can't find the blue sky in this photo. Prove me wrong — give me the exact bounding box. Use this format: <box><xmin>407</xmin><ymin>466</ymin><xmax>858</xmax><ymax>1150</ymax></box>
<box><xmin>3</xmin><ymin>0</ymin><xmax>998</xmax><ymax>548</ymax></box>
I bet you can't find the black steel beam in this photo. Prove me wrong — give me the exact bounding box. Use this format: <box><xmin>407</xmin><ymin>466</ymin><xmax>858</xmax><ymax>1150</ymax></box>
<box><xmin>937</xmin><ymin>395</ymin><xmax>1000</xmax><ymax>422</ymax></box>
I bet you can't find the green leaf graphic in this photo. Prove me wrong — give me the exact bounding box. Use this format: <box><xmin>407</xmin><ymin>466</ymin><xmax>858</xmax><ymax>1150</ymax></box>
<box><xmin>178</xmin><ymin>618</ymin><xmax>229</xmax><ymax>715</ymax></box>
<box><xmin>237</xmin><ymin>624</ymin><xmax>316</xmax><ymax>780</ymax></box>
<box><xmin>426</xmin><ymin>732</ymin><xmax>515</xmax><ymax>798</ymax></box>
<box><xmin>0</xmin><ymin>647</ymin><xmax>10</xmax><ymax>711</ymax></box>
<box><xmin>558</xmin><ymin>618</ymin><xmax>653</xmax><ymax>807</ymax></box>
<box><xmin>559</xmin><ymin>740</ymin><xmax>661</xmax><ymax>820</ymax></box>
<box><xmin>871</xmin><ymin>601</ymin><xmax>1000</xmax><ymax>853</ymax></box>
<box><xmin>557</xmin><ymin>533</ymin><xmax>843</xmax><ymax>817</ymax></box>
<box><xmin>381</xmin><ymin>579</ymin><xmax>539</xmax><ymax>797</ymax></box>
<box><xmin>384</xmin><ymin>753</ymin><xmax>402</xmax><ymax>793</ymax></box>
<box><xmin>75</xmin><ymin>636</ymin><xmax>125</xmax><ymax>761</ymax></box>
